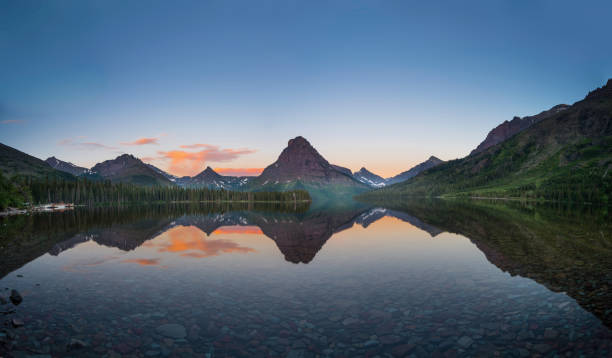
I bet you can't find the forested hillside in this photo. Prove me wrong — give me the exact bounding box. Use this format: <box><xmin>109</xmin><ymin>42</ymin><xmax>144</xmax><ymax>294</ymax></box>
<box><xmin>360</xmin><ymin>80</ymin><xmax>612</xmax><ymax>204</ymax></box>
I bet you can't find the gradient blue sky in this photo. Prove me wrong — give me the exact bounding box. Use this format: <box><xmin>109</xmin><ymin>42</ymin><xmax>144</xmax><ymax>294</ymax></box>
<box><xmin>1</xmin><ymin>0</ymin><xmax>611</xmax><ymax>177</ymax></box>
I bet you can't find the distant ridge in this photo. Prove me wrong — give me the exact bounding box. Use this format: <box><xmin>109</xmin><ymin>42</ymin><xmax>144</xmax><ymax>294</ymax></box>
<box><xmin>45</xmin><ymin>156</ymin><xmax>88</xmax><ymax>176</ymax></box>
<box><xmin>386</xmin><ymin>156</ymin><xmax>444</xmax><ymax>185</ymax></box>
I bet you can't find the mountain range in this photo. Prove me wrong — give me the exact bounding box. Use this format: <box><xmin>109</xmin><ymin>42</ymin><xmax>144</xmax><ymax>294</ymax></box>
<box><xmin>362</xmin><ymin>79</ymin><xmax>612</xmax><ymax>203</ymax></box>
<box><xmin>0</xmin><ymin>135</ymin><xmax>439</xmax><ymax>199</ymax></box>
<box><xmin>2</xmin><ymin>79</ymin><xmax>610</xmax><ymax>204</ymax></box>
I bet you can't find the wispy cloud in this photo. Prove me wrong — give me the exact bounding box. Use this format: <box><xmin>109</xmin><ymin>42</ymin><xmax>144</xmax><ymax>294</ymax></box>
<box><xmin>157</xmin><ymin>144</ymin><xmax>256</xmax><ymax>177</ymax></box>
<box><xmin>1</xmin><ymin>119</ymin><xmax>25</xmax><ymax>125</ymax></box>
<box><xmin>121</xmin><ymin>137</ymin><xmax>159</xmax><ymax>146</ymax></box>
<box><xmin>59</xmin><ymin>138</ymin><xmax>118</xmax><ymax>150</ymax></box>
<box><xmin>179</xmin><ymin>143</ymin><xmax>216</xmax><ymax>149</ymax></box>
<box><xmin>214</xmin><ymin>167</ymin><xmax>264</xmax><ymax>176</ymax></box>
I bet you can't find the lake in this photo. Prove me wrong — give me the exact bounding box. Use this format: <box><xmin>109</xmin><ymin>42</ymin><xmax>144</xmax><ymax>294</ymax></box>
<box><xmin>0</xmin><ymin>200</ymin><xmax>610</xmax><ymax>357</ymax></box>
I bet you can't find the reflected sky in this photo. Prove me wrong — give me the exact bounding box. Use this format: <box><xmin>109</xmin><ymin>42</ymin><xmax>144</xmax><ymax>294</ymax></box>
<box><xmin>0</xmin><ymin>202</ymin><xmax>610</xmax><ymax>357</ymax></box>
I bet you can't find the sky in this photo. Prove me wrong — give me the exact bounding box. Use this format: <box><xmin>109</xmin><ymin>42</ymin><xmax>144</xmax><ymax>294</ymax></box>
<box><xmin>1</xmin><ymin>0</ymin><xmax>611</xmax><ymax>177</ymax></box>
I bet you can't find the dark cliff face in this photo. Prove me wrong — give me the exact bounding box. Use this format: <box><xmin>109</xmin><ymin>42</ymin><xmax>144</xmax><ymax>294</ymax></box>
<box><xmin>386</xmin><ymin>156</ymin><xmax>444</xmax><ymax>185</ymax></box>
<box><xmin>470</xmin><ymin>104</ymin><xmax>570</xmax><ymax>155</ymax></box>
<box><xmin>256</xmin><ymin>136</ymin><xmax>360</xmax><ymax>186</ymax></box>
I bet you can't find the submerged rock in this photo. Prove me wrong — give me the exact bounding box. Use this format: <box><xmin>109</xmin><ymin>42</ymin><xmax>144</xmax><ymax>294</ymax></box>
<box><xmin>11</xmin><ymin>318</ymin><xmax>24</xmax><ymax>327</ymax></box>
<box><xmin>457</xmin><ymin>336</ymin><xmax>473</xmax><ymax>348</ymax></box>
<box><xmin>67</xmin><ymin>338</ymin><xmax>88</xmax><ymax>350</ymax></box>
<box><xmin>156</xmin><ymin>323</ymin><xmax>186</xmax><ymax>339</ymax></box>
<box><xmin>9</xmin><ymin>289</ymin><xmax>22</xmax><ymax>305</ymax></box>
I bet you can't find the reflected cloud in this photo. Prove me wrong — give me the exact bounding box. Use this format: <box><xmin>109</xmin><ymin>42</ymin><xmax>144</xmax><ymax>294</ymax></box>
<box><xmin>156</xmin><ymin>225</ymin><xmax>256</xmax><ymax>258</ymax></box>
<box><xmin>122</xmin><ymin>258</ymin><xmax>167</xmax><ymax>268</ymax></box>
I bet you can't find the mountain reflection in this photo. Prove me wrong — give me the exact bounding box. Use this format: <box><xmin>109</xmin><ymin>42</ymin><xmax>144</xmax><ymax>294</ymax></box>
<box><xmin>1</xmin><ymin>199</ymin><xmax>610</xmax><ymax>327</ymax></box>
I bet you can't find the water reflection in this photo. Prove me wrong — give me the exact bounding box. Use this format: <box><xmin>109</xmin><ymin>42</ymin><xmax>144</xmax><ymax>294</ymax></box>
<box><xmin>0</xmin><ymin>200</ymin><xmax>610</xmax><ymax>356</ymax></box>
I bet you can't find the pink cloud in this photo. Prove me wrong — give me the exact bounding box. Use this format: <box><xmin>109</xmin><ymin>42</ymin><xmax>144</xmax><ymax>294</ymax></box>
<box><xmin>157</xmin><ymin>145</ymin><xmax>256</xmax><ymax>177</ymax></box>
<box><xmin>121</xmin><ymin>137</ymin><xmax>159</xmax><ymax>146</ymax></box>
<box><xmin>59</xmin><ymin>139</ymin><xmax>117</xmax><ymax>150</ymax></box>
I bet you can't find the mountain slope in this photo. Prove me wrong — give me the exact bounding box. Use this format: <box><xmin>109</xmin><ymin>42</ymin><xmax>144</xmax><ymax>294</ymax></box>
<box><xmin>361</xmin><ymin>79</ymin><xmax>612</xmax><ymax>203</ymax></box>
<box><xmin>0</xmin><ymin>143</ymin><xmax>73</xmax><ymax>180</ymax></box>
<box><xmin>386</xmin><ymin>156</ymin><xmax>444</xmax><ymax>185</ymax></box>
<box><xmin>249</xmin><ymin>136</ymin><xmax>368</xmax><ymax>197</ymax></box>
<box><xmin>145</xmin><ymin>163</ymin><xmax>178</xmax><ymax>183</ymax></box>
<box><xmin>470</xmin><ymin>104</ymin><xmax>570</xmax><ymax>155</ymax></box>
<box><xmin>353</xmin><ymin>167</ymin><xmax>387</xmax><ymax>187</ymax></box>
<box><xmin>45</xmin><ymin>156</ymin><xmax>88</xmax><ymax>176</ymax></box>
<box><xmin>90</xmin><ymin>154</ymin><xmax>172</xmax><ymax>186</ymax></box>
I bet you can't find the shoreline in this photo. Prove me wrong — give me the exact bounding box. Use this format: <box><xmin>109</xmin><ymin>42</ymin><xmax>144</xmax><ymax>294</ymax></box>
<box><xmin>0</xmin><ymin>200</ymin><xmax>312</xmax><ymax>216</ymax></box>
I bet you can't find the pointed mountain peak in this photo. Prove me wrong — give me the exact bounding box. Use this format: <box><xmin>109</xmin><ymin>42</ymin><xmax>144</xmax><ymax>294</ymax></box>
<box><xmin>427</xmin><ymin>156</ymin><xmax>442</xmax><ymax>162</ymax></box>
<box><xmin>256</xmin><ymin>136</ymin><xmax>366</xmax><ymax>189</ymax></box>
<box><xmin>194</xmin><ymin>166</ymin><xmax>221</xmax><ymax>179</ymax></box>
<box><xmin>355</xmin><ymin>167</ymin><xmax>374</xmax><ymax>175</ymax></box>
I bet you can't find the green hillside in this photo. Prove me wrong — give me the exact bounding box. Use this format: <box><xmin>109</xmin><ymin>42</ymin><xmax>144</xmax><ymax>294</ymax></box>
<box><xmin>0</xmin><ymin>143</ymin><xmax>76</xmax><ymax>209</ymax></box>
<box><xmin>360</xmin><ymin>80</ymin><xmax>612</xmax><ymax>204</ymax></box>
<box><xmin>0</xmin><ymin>143</ymin><xmax>74</xmax><ymax>180</ymax></box>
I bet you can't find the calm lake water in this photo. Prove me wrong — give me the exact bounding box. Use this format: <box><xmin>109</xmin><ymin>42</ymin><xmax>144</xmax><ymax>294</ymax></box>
<box><xmin>1</xmin><ymin>200</ymin><xmax>610</xmax><ymax>357</ymax></box>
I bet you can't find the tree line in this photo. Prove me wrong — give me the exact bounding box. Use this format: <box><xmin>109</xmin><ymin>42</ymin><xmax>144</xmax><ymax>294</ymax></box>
<box><xmin>0</xmin><ymin>173</ymin><xmax>311</xmax><ymax>209</ymax></box>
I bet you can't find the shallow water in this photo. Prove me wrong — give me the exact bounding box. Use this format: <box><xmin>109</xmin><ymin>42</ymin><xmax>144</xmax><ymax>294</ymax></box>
<box><xmin>0</xmin><ymin>200</ymin><xmax>610</xmax><ymax>357</ymax></box>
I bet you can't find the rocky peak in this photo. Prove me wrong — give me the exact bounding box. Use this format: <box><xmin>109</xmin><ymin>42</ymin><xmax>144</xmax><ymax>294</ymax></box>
<box><xmin>257</xmin><ymin>136</ymin><xmax>363</xmax><ymax>186</ymax></box>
